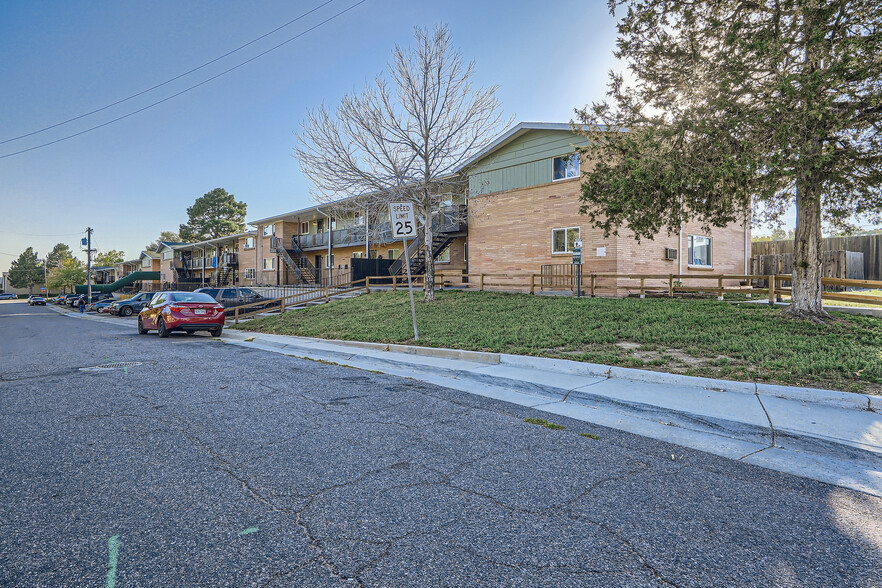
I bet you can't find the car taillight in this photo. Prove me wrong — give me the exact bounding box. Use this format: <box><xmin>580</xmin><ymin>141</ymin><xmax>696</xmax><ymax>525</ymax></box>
<box><xmin>214</xmin><ymin>305</ymin><xmax>224</xmax><ymax>311</ymax></box>
<box><xmin>170</xmin><ymin>306</ymin><xmax>184</xmax><ymax>312</ymax></box>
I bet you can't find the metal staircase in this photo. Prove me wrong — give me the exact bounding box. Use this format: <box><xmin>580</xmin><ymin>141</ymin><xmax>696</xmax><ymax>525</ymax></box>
<box><xmin>388</xmin><ymin>208</ymin><xmax>464</xmax><ymax>276</ymax></box>
<box><xmin>272</xmin><ymin>237</ymin><xmax>319</xmax><ymax>285</ymax></box>
<box><xmin>214</xmin><ymin>266</ymin><xmax>233</xmax><ymax>286</ymax></box>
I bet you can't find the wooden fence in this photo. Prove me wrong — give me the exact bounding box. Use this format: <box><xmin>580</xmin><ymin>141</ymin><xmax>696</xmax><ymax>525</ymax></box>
<box><xmin>751</xmin><ymin>250</ymin><xmax>864</xmax><ymax>286</ymax></box>
<box><xmin>752</xmin><ymin>234</ymin><xmax>882</xmax><ymax>282</ymax></box>
<box><xmin>226</xmin><ymin>271</ymin><xmax>882</xmax><ymax>323</ymax></box>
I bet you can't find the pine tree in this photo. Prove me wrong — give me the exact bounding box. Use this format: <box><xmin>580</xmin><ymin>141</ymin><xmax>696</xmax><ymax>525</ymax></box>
<box><xmin>577</xmin><ymin>0</ymin><xmax>882</xmax><ymax>320</ymax></box>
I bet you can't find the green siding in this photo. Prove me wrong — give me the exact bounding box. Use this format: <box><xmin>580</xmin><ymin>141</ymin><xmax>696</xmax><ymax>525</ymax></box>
<box><xmin>468</xmin><ymin>129</ymin><xmax>589</xmax><ymax>196</ymax></box>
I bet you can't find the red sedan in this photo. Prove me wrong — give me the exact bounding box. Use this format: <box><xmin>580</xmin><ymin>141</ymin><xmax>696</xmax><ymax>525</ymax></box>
<box><xmin>138</xmin><ymin>291</ymin><xmax>225</xmax><ymax>338</ymax></box>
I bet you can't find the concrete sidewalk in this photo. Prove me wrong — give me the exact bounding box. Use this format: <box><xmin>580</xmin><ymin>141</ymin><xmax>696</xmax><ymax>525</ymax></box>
<box><xmin>51</xmin><ymin>304</ymin><xmax>882</xmax><ymax>497</ymax></box>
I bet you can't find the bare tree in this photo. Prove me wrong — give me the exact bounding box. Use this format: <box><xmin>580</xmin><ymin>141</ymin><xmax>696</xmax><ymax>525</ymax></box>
<box><xmin>295</xmin><ymin>25</ymin><xmax>509</xmax><ymax>301</ymax></box>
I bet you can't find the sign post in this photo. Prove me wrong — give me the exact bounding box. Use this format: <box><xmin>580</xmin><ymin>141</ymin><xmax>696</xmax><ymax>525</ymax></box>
<box><xmin>390</xmin><ymin>202</ymin><xmax>419</xmax><ymax>341</ymax></box>
<box><xmin>572</xmin><ymin>239</ymin><xmax>583</xmax><ymax>298</ymax></box>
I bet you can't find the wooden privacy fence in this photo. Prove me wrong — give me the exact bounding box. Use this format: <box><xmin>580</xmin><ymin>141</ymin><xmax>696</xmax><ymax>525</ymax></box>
<box><xmin>751</xmin><ymin>250</ymin><xmax>864</xmax><ymax>286</ymax></box>
<box><xmin>226</xmin><ymin>272</ymin><xmax>882</xmax><ymax>323</ymax></box>
<box><xmin>752</xmin><ymin>234</ymin><xmax>882</xmax><ymax>282</ymax></box>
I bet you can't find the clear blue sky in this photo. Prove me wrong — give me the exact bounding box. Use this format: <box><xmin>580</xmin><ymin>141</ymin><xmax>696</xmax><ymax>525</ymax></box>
<box><xmin>0</xmin><ymin>0</ymin><xmax>789</xmax><ymax>273</ymax></box>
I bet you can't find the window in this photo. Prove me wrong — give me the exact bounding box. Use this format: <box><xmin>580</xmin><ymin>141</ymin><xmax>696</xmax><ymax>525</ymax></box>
<box><xmin>170</xmin><ymin>293</ymin><xmax>216</xmax><ymax>303</ymax></box>
<box><xmin>243</xmin><ymin>268</ymin><xmax>255</xmax><ymax>279</ymax></box>
<box><xmin>352</xmin><ymin>251</ymin><xmax>364</xmax><ymax>259</ymax></box>
<box><xmin>162</xmin><ymin>250</ymin><xmax>174</xmax><ymax>260</ymax></box>
<box><xmin>300</xmin><ymin>222</ymin><xmax>309</xmax><ymax>234</ymax></box>
<box><xmin>688</xmin><ymin>235</ymin><xmax>712</xmax><ymax>267</ymax></box>
<box><xmin>141</xmin><ymin>257</ymin><xmax>151</xmax><ymax>268</ymax></box>
<box><xmin>354</xmin><ymin>214</ymin><xmax>364</xmax><ymax>226</ymax></box>
<box><xmin>243</xmin><ymin>237</ymin><xmax>255</xmax><ymax>249</ymax></box>
<box><xmin>387</xmin><ymin>248</ymin><xmax>400</xmax><ymax>260</ymax></box>
<box><xmin>436</xmin><ymin>245</ymin><xmax>451</xmax><ymax>263</ymax></box>
<box><xmin>552</xmin><ymin>152</ymin><xmax>580</xmax><ymax>181</ymax></box>
<box><xmin>263</xmin><ymin>257</ymin><xmax>275</xmax><ymax>270</ymax></box>
<box><xmin>263</xmin><ymin>224</ymin><xmax>275</xmax><ymax>237</ymax></box>
<box><xmin>551</xmin><ymin>227</ymin><xmax>580</xmax><ymax>254</ymax></box>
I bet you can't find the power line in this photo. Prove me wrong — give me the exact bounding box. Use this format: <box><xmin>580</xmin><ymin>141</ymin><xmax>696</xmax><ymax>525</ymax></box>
<box><xmin>0</xmin><ymin>0</ymin><xmax>368</xmax><ymax>159</ymax></box>
<box><xmin>0</xmin><ymin>230</ymin><xmax>83</xmax><ymax>237</ymax></box>
<box><xmin>0</xmin><ymin>1</ymin><xmax>334</xmax><ymax>146</ymax></box>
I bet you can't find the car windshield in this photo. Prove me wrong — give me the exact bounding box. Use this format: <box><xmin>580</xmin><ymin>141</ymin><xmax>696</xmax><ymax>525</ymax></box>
<box><xmin>168</xmin><ymin>293</ymin><xmax>216</xmax><ymax>303</ymax></box>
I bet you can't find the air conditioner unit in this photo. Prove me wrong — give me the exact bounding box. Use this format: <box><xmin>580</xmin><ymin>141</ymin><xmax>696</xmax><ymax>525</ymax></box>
<box><xmin>663</xmin><ymin>248</ymin><xmax>678</xmax><ymax>260</ymax></box>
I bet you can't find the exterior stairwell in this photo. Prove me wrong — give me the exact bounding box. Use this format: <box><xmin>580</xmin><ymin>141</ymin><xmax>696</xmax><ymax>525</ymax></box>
<box><xmin>214</xmin><ymin>266</ymin><xmax>233</xmax><ymax>286</ymax></box>
<box><xmin>272</xmin><ymin>237</ymin><xmax>319</xmax><ymax>285</ymax></box>
<box><xmin>388</xmin><ymin>212</ymin><xmax>462</xmax><ymax>276</ymax></box>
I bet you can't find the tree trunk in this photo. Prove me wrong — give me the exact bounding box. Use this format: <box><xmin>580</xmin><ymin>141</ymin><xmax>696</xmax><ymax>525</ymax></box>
<box><xmin>786</xmin><ymin>181</ymin><xmax>829</xmax><ymax>321</ymax></box>
<box><xmin>423</xmin><ymin>209</ymin><xmax>435</xmax><ymax>302</ymax></box>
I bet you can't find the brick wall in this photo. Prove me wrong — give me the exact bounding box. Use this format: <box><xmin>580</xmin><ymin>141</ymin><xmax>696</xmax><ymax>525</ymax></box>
<box><xmin>468</xmin><ymin>177</ymin><xmax>749</xmax><ymax>295</ymax></box>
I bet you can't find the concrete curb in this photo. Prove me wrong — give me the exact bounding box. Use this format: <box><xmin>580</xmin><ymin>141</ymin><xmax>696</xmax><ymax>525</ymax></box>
<box><xmin>224</xmin><ymin>328</ymin><xmax>880</xmax><ymax>412</ymax></box>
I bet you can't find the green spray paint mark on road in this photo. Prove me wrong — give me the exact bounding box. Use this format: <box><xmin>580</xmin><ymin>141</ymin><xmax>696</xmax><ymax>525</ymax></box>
<box><xmin>105</xmin><ymin>535</ymin><xmax>120</xmax><ymax>588</ymax></box>
<box><xmin>123</xmin><ymin>366</ymin><xmax>128</xmax><ymax>375</ymax></box>
<box><xmin>239</xmin><ymin>526</ymin><xmax>259</xmax><ymax>536</ymax></box>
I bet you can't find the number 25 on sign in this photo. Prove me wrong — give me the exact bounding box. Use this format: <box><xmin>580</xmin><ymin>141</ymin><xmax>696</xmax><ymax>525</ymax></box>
<box><xmin>390</xmin><ymin>202</ymin><xmax>417</xmax><ymax>238</ymax></box>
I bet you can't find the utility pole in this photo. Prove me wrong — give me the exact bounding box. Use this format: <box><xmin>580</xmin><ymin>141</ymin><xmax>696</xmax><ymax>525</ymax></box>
<box><xmin>85</xmin><ymin>227</ymin><xmax>93</xmax><ymax>302</ymax></box>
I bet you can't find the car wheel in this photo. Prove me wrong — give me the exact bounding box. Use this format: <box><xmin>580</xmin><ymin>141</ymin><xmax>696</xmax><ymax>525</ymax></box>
<box><xmin>120</xmin><ymin>306</ymin><xmax>133</xmax><ymax>317</ymax></box>
<box><xmin>158</xmin><ymin>318</ymin><xmax>170</xmax><ymax>338</ymax></box>
<box><xmin>209</xmin><ymin>325</ymin><xmax>223</xmax><ymax>337</ymax></box>
<box><xmin>137</xmin><ymin>318</ymin><xmax>148</xmax><ymax>335</ymax></box>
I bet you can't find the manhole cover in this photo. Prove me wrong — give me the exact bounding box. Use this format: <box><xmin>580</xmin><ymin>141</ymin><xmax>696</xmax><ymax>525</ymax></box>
<box><xmin>79</xmin><ymin>361</ymin><xmax>144</xmax><ymax>372</ymax></box>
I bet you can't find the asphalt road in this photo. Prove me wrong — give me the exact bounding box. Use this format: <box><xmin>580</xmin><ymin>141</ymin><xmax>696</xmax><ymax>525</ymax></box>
<box><xmin>1</xmin><ymin>299</ymin><xmax>881</xmax><ymax>587</ymax></box>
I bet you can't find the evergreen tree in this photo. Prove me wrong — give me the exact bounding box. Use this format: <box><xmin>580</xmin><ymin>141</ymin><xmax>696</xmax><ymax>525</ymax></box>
<box><xmin>8</xmin><ymin>247</ymin><xmax>44</xmax><ymax>293</ymax></box>
<box><xmin>577</xmin><ymin>0</ymin><xmax>882</xmax><ymax>320</ymax></box>
<box><xmin>178</xmin><ymin>189</ymin><xmax>246</xmax><ymax>242</ymax></box>
<box><xmin>45</xmin><ymin>243</ymin><xmax>73</xmax><ymax>270</ymax></box>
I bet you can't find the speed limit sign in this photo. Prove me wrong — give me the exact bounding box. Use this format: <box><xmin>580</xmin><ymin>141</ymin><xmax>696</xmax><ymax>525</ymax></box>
<box><xmin>390</xmin><ymin>202</ymin><xmax>417</xmax><ymax>238</ymax></box>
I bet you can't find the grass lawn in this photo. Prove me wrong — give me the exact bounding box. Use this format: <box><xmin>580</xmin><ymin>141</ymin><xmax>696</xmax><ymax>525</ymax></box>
<box><xmin>234</xmin><ymin>290</ymin><xmax>882</xmax><ymax>394</ymax></box>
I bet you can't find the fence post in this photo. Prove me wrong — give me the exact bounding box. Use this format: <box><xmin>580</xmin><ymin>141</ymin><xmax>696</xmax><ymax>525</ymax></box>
<box><xmin>669</xmin><ymin>274</ymin><xmax>674</xmax><ymax>297</ymax></box>
<box><xmin>366</xmin><ymin>276</ymin><xmax>370</xmax><ymax>294</ymax></box>
<box><xmin>392</xmin><ymin>276</ymin><xmax>397</xmax><ymax>291</ymax></box>
<box><xmin>280</xmin><ymin>297</ymin><xmax>285</xmax><ymax>313</ymax></box>
<box><xmin>640</xmin><ymin>278</ymin><xmax>645</xmax><ymax>299</ymax></box>
<box><xmin>325</xmin><ymin>285</ymin><xmax>330</xmax><ymax>303</ymax></box>
<box><xmin>768</xmin><ymin>275</ymin><xmax>775</xmax><ymax>306</ymax></box>
<box><xmin>479</xmin><ymin>274</ymin><xmax>484</xmax><ymax>291</ymax></box>
<box><xmin>234</xmin><ymin>306</ymin><xmax>239</xmax><ymax>325</ymax></box>
<box><xmin>590</xmin><ymin>274</ymin><xmax>596</xmax><ymax>297</ymax></box>
<box><xmin>717</xmin><ymin>277</ymin><xmax>724</xmax><ymax>301</ymax></box>
<box><xmin>529</xmin><ymin>274</ymin><xmax>535</xmax><ymax>295</ymax></box>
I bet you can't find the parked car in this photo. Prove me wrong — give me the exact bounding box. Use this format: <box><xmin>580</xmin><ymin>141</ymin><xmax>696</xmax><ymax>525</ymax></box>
<box><xmin>0</xmin><ymin>293</ymin><xmax>17</xmax><ymax>300</ymax></box>
<box><xmin>28</xmin><ymin>296</ymin><xmax>47</xmax><ymax>306</ymax></box>
<box><xmin>89</xmin><ymin>298</ymin><xmax>117</xmax><ymax>313</ymax></box>
<box><xmin>63</xmin><ymin>294</ymin><xmax>81</xmax><ymax>306</ymax></box>
<box><xmin>109</xmin><ymin>292</ymin><xmax>156</xmax><ymax>316</ymax></box>
<box><xmin>195</xmin><ymin>287</ymin><xmax>276</xmax><ymax>310</ymax></box>
<box><xmin>138</xmin><ymin>291</ymin><xmax>225</xmax><ymax>338</ymax></box>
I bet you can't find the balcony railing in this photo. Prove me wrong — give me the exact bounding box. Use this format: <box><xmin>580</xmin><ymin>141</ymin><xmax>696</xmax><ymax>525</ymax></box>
<box><xmin>298</xmin><ymin>205</ymin><xmax>467</xmax><ymax>250</ymax></box>
<box><xmin>221</xmin><ymin>252</ymin><xmax>238</xmax><ymax>267</ymax></box>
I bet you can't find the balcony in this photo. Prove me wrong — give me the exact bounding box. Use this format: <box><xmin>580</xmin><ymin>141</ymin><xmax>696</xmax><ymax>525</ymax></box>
<box><xmin>220</xmin><ymin>253</ymin><xmax>238</xmax><ymax>267</ymax></box>
<box><xmin>297</xmin><ymin>205</ymin><xmax>467</xmax><ymax>250</ymax></box>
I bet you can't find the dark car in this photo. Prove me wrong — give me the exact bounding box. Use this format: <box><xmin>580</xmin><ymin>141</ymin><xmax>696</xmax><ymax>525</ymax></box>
<box><xmin>109</xmin><ymin>292</ymin><xmax>156</xmax><ymax>316</ymax></box>
<box><xmin>138</xmin><ymin>291</ymin><xmax>225</xmax><ymax>338</ymax></box>
<box><xmin>0</xmin><ymin>293</ymin><xmax>17</xmax><ymax>300</ymax></box>
<box><xmin>195</xmin><ymin>287</ymin><xmax>275</xmax><ymax>310</ymax></box>
<box><xmin>28</xmin><ymin>296</ymin><xmax>46</xmax><ymax>306</ymax></box>
<box><xmin>63</xmin><ymin>294</ymin><xmax>81</xmax><ymax>306</ymax></box>
<box><xmin>89</xmin><ymin>298</ymin><xmax>117</xmax><ymax>313</ymax></box>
